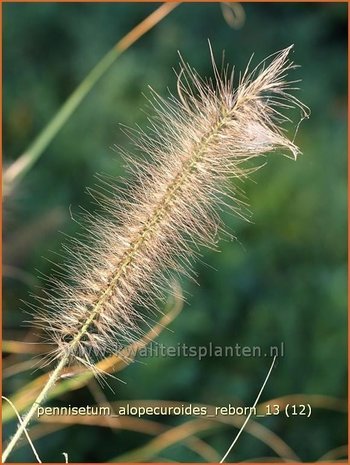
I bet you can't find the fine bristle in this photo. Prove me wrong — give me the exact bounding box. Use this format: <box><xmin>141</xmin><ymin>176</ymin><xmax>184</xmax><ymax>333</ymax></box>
<box><xmin>31</xmin><ymin>46</ymin><xmax>309</xmax><ymax>372</ymax></box>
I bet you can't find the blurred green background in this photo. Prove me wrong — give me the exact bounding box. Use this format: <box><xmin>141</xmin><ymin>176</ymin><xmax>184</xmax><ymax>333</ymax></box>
<box><xmin>3</xmin><ymin>2</ymin><xmax>347</xmax><ymax>462</ymax></box>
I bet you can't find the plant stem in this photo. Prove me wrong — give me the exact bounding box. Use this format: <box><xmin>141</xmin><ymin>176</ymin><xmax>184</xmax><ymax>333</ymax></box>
<box><xmin>2</xmin><ymin>355</ymin><xmax>68</xmax><ymax>462</ymax></box>
<box><xmin>2</xmin><ymin>284</ymin><xmax>184</xmax><ymax>460</ymax></box>
<box><xmin>3</xmin><ymin>3</ymin><xmax>179</xmax><ymax>197</ymax></box>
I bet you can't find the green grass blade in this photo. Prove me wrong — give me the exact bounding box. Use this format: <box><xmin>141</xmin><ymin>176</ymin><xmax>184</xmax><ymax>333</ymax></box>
<box><xmin>3</xmin><ymin>3</ymin><xmax>179</xmax><ymax>196</ymax></box>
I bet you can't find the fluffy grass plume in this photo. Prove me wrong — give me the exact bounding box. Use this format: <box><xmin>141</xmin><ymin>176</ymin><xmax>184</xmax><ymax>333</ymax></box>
<box><xmin>32</xmin><ymin>45</ymin><xmax>308</xmax><ymax>373</ymax></box>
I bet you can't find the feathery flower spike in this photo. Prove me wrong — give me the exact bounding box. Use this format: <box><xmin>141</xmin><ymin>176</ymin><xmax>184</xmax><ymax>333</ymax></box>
<box><xmin>32</xmin><ymin>45</ymin><xmax>309</xmax><ymax>373</ymax></box>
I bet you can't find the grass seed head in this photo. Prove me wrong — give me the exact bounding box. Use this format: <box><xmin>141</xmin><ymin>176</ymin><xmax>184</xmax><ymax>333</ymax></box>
<box><xmin>32</xmin><ymin>46</ymin><xmax>309</xmax><ymax>372</ymax></box>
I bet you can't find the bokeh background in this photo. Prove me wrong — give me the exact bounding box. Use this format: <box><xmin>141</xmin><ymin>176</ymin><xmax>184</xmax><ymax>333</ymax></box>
<box><xmin>3</xmin><ymin>2</ymin><xmax>347</xmax><ymax>462</ymax></box>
